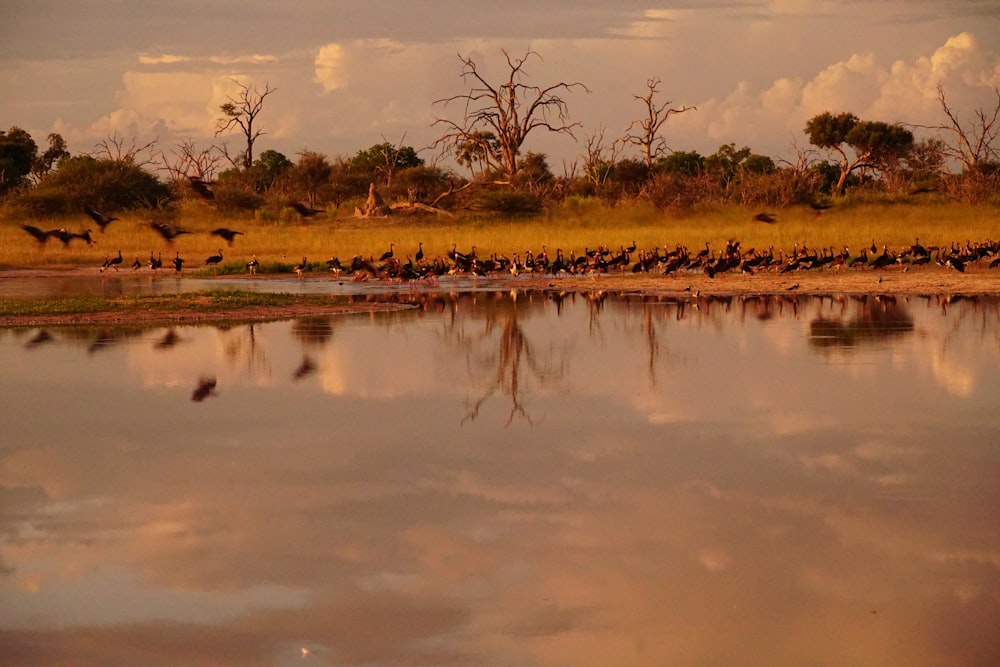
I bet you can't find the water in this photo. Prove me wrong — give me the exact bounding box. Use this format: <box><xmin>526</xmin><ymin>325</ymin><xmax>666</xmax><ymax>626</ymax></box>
<box><xmin>1</xmin><ymin>289</ymin><xmax>999</xmax><ymax>666</ymax></box>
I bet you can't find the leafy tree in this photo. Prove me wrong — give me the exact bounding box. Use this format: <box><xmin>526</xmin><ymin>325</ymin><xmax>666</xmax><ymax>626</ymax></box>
<box><xmin>13</xmin><ymin>155</ymin><xmax>172</xmax><ymax>214</ymax></box>
<box><xmin>804</xmin><ymin>111</ymin><xmax>914</xmax><ymax>195</ymax></box>
<box><xmin>253</xmin><ymin>149</ymin><xmax>293</xmax><ymax>190</ymax></box>
<box><xmin>656</xmin><ymin>150</ymin><xmax>703</xmax><ymax>178</ymax></box>
<box><xmin>349</xmin><ymin>141</ymin><xmax>423</xmax><ymax>187</ymax></box>
<box><xmin>215</xmin><ymin>79</ymin><xmax>277</xmax><ymax>169</ymax></box>
<box><xmin>288</xmin><ymin>151</ymin><xmax>333</xmax><ymax>206</ymax></box>
<box><xmin>433</xmin><ymin>49</ymin><xmax>588</xmax><ymax>178</ymax></box>
<box><xmin>0</xmin><ymin>126</ymin><xmax>38</xmax><ymax>195</ymax></box>
<box><xmin>455</xmin><ymin>131</ymin><xmax>500</xmax><ymax>178</ymax></box>
<box><xmin>32</xmin><ymin>133</ymin><xmax>69</xmax><ymax>181</ymax></box>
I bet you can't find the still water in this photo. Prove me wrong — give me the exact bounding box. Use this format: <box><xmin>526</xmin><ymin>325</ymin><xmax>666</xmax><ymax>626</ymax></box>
<box><xmin>1</xmin><ymin>289</ymin><xmax>999</xmax><ymax>666</ymax></box>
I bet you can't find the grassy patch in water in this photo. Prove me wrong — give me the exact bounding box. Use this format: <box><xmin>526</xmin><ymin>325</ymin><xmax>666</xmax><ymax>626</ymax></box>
<box><xmin>0</xmin><ymin>290</ymin><xmax>349</xmax><ymax>317</ymax></box>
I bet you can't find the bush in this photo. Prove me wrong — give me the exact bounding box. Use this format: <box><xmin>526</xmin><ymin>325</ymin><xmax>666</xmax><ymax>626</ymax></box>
<box><xmin>12</xmin><ymin>156</ymin><xmax>172</xmax><ymax>215</ymax></box>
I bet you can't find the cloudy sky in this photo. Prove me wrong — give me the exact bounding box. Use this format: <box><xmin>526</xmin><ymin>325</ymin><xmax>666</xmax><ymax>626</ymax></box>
<box><xmin>2</xmin><ymin>0</ymin><xmax>999</xmax><ymax>172</ymax></box>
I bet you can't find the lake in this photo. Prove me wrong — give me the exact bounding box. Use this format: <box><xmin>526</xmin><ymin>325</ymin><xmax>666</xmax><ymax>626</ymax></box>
<box><xmin>1</xmin><ymin>287</ymin><xmax>999</xmax><ymax>666</ymax></box>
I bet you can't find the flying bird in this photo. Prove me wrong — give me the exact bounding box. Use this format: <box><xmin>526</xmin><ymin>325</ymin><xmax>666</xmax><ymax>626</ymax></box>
<box><xmin>84</xmin><ymin>206</ymin><xmax>118</xmax><ymax>232</ymax></box>
<box><xmin>187</xmin><ymin>175</ymin><xmax>215</xmax><ymax>200</ymax></box>
<box><xmin>291</xmin><ymin>202</ymin><xmax>325</xmax><ymax>218</ymax></box>
<box><xmin>211</xmin><ymin>227</ymin><xmax>243</xmax><ymax>245</ymax></box>
<box><xmin>753</xmin><ymin>212</ymin><xmax>777</xmax><ymax>224</ymax></box>
<box><xmin>21</xmin><ymin>225</ymin><xmax>53</xmax><ymax>244</ymax></box>
<box><xmin>150</xmin><ymin>221</ymin><xmax>191</xmax><ymax>243</ymax></box>
<box><xmin>191</xmin><ymin>376</ymin><xmax>217</xmax><ymax>402</ymax></box>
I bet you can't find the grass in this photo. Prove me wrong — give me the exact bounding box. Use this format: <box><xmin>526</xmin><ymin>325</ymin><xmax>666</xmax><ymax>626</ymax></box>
<box><xmin>0</xmin><ymin>290</ymin><xmax>350</xmax><ymax>318</ymax></box>
<box><xmin>1</xmin><ymin>198</ymin><xmax>997</xmax><ymax>273</ymax></box>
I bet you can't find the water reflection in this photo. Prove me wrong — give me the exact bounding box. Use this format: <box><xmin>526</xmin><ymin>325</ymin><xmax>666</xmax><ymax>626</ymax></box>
<box><xmin>1</xmin><ymin>292</ymin><xmax>999</xmax><ymax>666</ymax></box>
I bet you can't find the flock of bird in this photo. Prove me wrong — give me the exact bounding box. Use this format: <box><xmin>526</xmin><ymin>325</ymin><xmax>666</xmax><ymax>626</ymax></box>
<box><xmin>17</xmin><ymin>206</ymin><xmax>1000</xmax><ymax>281</ymax></box>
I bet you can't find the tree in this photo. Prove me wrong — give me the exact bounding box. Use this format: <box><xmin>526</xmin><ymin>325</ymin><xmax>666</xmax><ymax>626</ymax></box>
<box><xmin>0</xmin><ymin>126</ymin><xmax>38</xmax><ymax>194</ymax></box>
<box><xmin>433</xmin><ymin>49</ymin><xmax>588</xmax><ymax>179</ymax></box>
<box><xmin>31</xmin><ymin>133</ymin><xmax>69</xmax><ymax>181</ymax></box>
<box><xmin>350</xmin><ymin>139</ymin><xmax>424</xmax><ymax>187</ymax></box>
<box><xmin>621</xmin><ymin>78</ymin><xmax>695</xmax><ymax>170</ymax></box>
<box><xmin>215</xmin><ymin>79</ymin><xmax>276</xmax><ymax>169</ymax></box>
<box><xmin>455</xmin><ymin>130</ymin><xmax>501</xmax><ymax>178</ymax></box>
<box><xmin>253</xmin><ymin>149</ymin><xmax>293</xmax><ymax>190</ymax></box>
<box><xmin>804</xmin><ymin>111</ymin><xmax>914</xmax><ymax>195</ymax></box>
<box><xmin>912</xmin><ymin>83</ymin><xmax>1000</xmax><ymax>172</ymax></box>
<box><xmin>288</xmin><ymin>151</ymin><xmax>333</xmax><ymax>207</ymax></box>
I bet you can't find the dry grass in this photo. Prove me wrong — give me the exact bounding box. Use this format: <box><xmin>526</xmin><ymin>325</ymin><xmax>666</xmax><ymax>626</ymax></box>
<box><xmin>1</xmin><ymin>198</ymin><xmax>997</xmax><ymax>272</ymax></box>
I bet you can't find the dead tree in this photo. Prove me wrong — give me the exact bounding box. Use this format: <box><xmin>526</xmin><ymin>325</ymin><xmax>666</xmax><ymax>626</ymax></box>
<box><xmin>433</xmin><ymin>49</ymin><xmax>589</xmax><ymax>179</ymax></box>
<box><xmin>621</xmin><ymin>78</ymin><xmax>695</xmax><ymax>169</ymax></box>
<box><xmin>911</xmin><ymin>83</ymin><xmax>1000</xmax><ymax>172</ymax></box>
<box><xmin>214</xmin><ymin>79</ymin><xmax>276</xmax><ymax>169</ymax></box>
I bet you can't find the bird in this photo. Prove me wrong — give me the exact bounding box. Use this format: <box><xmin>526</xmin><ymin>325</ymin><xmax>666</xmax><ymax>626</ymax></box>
<box><xmin>291</xmin><ymin>202</ymin><xmax>325</xmax><ymax>218</ymax></box>
<box><xmin>173</xmin><ymin>252</ymin><xmax>185</xmax><ymax>272</ymax></box>
<box><xmin>103</xmin><ymin>249</ymin><xmax>123</xmax><ymax>272</ymax></box>
<box><xmin>294</xmin><ymin>257</ymin><xmax>307</xmax><ymax>277</ymax></box>
<box><xmin>205</xmin><ymin>249</ymin><xmax>224</xmax><ymax>266</ymax></box>
<box><xmin>753</xmin><ymin>212</ymin><xmax>777</xmax><ymax>223</ymax></box>
<box><xmin>148</xmin><ymin>252</ymin><xmax>163</xmax><ymax>270</ymax></box>
<box><xmin>191</xmin><ymin>376</ymin><xmax>217</xmax><ymax>402</ymax></box>
<box><xmin>808</xmin><ymin>201</ymin><xmax>833</xmax><ymax>214</ymax></box>
<box><xmin>187</xmin><ymin>175</ymin><xmax>215</xmax><ymax>200</ymax></box>
<box><xmin>131</xmin><ymin>255</ymin><xmax>142</xmax><ymax>270</ymax></box>
<box><xmin>787</xmin><ymin>282</ymin><xmax>800</xmax><ymax>290</ymax></box>
<box><xmin>211</xmin><ymin>227</ymin><xmax>243</xmax><ymax>245</ymax></box>
<box><xmin>50</xmin><ymin>228</ymin><xmax>76</xmax><ymax>247</ymax></box>
<box><xmin>415</xmin><ymin>242</ymin><xmax>424</xmax><ymax>262</ymax></box>
<box><xmin>150</xmin><ymin>221</ymin><xmax>190</xmax><ymax>243</ymax></box>
<box><xmin>379</xmin><ymin>243</ymin><xmax>395</xmax><ymax>261</ymax></box>
<box><xmin>247</xmin><ymin>255</ymin><xmax>259</xmax><ymax>275</ymax></box>
<box><xmin>21</xmin><ymin>224</ymin><xmax>53</xmax><ymax>244</ymax></box>
<box><xmin>72</xmin><ymin>229</ymin><xmax>95</xmax><ymax>245</ymax></box>
<box><xmin>84</xmin><ymin>206</ymin><xmax>118</xmax><ymax>233</ymax></box>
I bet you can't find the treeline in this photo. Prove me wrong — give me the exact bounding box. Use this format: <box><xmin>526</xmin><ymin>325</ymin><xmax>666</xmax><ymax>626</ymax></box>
<box><xmin>1</xmin><ymin>53</ymin><xmax>998</xmax><ymax>219</ymax></box>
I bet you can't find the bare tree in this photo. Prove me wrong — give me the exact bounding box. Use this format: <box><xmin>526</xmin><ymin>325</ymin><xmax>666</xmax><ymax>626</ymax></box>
<box><xmin>621</xmin><ymin>78</ymin><xmax>695</xmax><ymax>169</ymax></box>
<box><xmin>93</xmin><ymin>133</ymin><xmax>158</xmax><ymax>168</ymax></box>
<box><xmin>433</xmin><ymin>49</ymin><xmax>589</xmax><ymax>179</ymax></box>
<box><xmin>579</xmin><ymin>127</ymin><xmax>624</xmax><ymax>188</ymax></box>
<box><xmin>215</xmin><ymin>79</ymin><xmax>277</xmax><ymax>169</ymax></box>
<box><xmin>160</xmin><ymin>139</ymin><xmax>225</xmax><ymax>181</ymax></box>
<box><xmin>912</xmin><ymin>83</ymin><xmax>1000</xmax><ymax>172</ymax></box>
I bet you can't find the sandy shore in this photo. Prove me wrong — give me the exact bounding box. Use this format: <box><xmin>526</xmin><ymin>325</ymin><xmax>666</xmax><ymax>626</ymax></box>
<box><xmin>1</xmin><ymin>264</ymin><xmax>998</xmax><ymax>326</ymax></box>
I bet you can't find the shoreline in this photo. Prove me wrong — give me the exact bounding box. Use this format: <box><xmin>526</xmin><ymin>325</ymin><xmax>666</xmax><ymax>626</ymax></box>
<box><xmin>1</xmin><ymin>265</ymin><xmax>998</xmax><ymax>327</ymax></box>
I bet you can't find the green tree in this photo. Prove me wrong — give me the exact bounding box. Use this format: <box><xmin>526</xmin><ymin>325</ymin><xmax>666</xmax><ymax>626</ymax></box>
<box><xmin>656</xmin><ymin>150</ymin><xmax>704</xmax><ymax>178</ymax></box>
<box><xmin>804</xmin><ymin>111</ymin><xmax>914</xmax><ymax>195</ymax></box>
<box><xmin>14</xmin><ymin>155</ymin><xmax>171</xmax><ymax>214</ymax></box>
<box><xmin>0</xmin><ymin>126</ymin><xmax>38</xmax><ymax>195</ymax></box>
<box><xmin>252</xmin><ymin>149</ymin><xmax>293</xmax><ymax>190</ymax></box>
<box><xmin>350</xmin><ymin>141</ymin><xmax>423</xmax><ymax>187</ymax></box>
<box><xmin>32</xmin><ymin>133</ymin><xmax>70</xmax><ymax>181</ymax></box>
<box><xmin>289</xmin><ymin>151</ymin><xmax>333</xmax><ymax>207</ymax></box>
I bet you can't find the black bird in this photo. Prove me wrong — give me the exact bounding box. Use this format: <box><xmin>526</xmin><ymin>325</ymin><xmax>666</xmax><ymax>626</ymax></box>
<box><xmin>131</xmin><ymin>255</ymin><xmax>142</xmax><ymax>270</ymax></box>
<box><xmin>148</xmin><ymin>251</ymin><xmax>163</xmax><ymax>270</ymax></box>
<box><xmin>151</xmin><ymin>221</ymin><xmax>190</xmax><ymax>243</ymax></box>
<box><xmin>211</xmin><ymin>227</ymin><xmax>243</xmax><ymax>245</ymax></box>
<box><xmin>50</xmin><ymin>228</ymin><xmax>76</xmax><ymax>247</ymax></box>
<box><xmin>291</xmin><ymin>202</ymin><xmax>325</xmax><ymax>218</ymax></box>
<box><xmin>21</xmin><ymin>225</ymin><xmax>52</xmax><ymax>244</ymax></box>
<box><xmin>205</xmin><ymin>249</ymin><xmax>224</xmax><ymax>266</ymax></box>
<box><xmin>84</xmin><ymin>206</ymin><xmax>118</xmax><ymax>233</ymax></box>
<box><xmin>787</xmin><ymin>282</ymin><xmax>800</xmax><ymax>290</ymax></box>
<box><xmin>191</xmin><ymin>376</ymin><xmax>217</xmax><ymax>402</ymax></box>
<box><xmin>187</xmin><ymin>176</ymin><xmax>215</xmax><ymax>200</ymax></box>
<box><xmin>173</xmin><ymin>252</ymin><xmax>185</xmax><ymax>272</ymax></box>
<box><xmin>73</xmin><ymin>229</ymin><xmax>95</xmax><ymax>246</ymax></box>
<box><xmin>753</xmin><ymin>212</ymin><xmax>777</xmax><ymax>224</ymax></box>
<box><xmin>415</xmin><ymin>242</ymin><xmax>424</xmax><ymax>262</ymax></box>
<box><xmin>154</xmin><ymin>329</ymin><xmax>181</xmax><ymax>350</ymax></box>
<box><xmin>247</xmin><ymin>255</ymin><xmax>259</xmax><ymax>275</ymax></box>
<box><xmin>808</xmin><ymin>201</ymin><xmax>833</xmax><ymax>214</ymax></box>
<box><xmin>379</xmin><ymin>243</ymin><xmax>395</xmax><ymax>261</ymax></box>
<box><xmin>294</xmin><ymin>257</ymin><xmax>307</xmax><ymax>277</ymax></box>
<box><xmin>101</xmin><ymin>249</ymin><xmax>123</xmax><ymax>272</ymax></box>
<box><xmin>292</xmin><ymin>355</ymin><xmax>318</xmax><ymax>381</ymax></box>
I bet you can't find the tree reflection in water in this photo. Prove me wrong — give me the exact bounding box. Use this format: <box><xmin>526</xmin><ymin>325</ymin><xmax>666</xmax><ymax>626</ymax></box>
<box><xmin>453</xmin><ymin>291</ymin><xmax>568</xmax><ymax>426</ymax></box>
<box><xmin>809</xmin><ymin>295</ymin><xmax>915</xmax><ymax>349</ymax></box>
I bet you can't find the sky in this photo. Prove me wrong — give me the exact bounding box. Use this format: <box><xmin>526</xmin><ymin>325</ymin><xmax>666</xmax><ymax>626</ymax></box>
<box><xmin>2</xmin><ymin>0</ymin><xmax>1000</xmax><ymax>174</ymax></box>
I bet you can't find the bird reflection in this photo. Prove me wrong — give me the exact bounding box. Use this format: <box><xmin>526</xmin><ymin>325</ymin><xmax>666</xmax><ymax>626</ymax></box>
<box><xmin>191</xmin><ymin>376</ymin><xmax>218</xmax><ymax>402</ymax></box>
<box><xmin>292</xmin><ymin>355</ymin><xmax>318</xmax><ymax>381</ymax></box>
<box><xmin>153</xmin><ymin>329</ymin><xmax>181</xmax><ymax>350</ymax></box>
<box><xmin>24</xmin><ymin>329</ymin><xmax>53</xmax><ymax>349</ymax></box>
